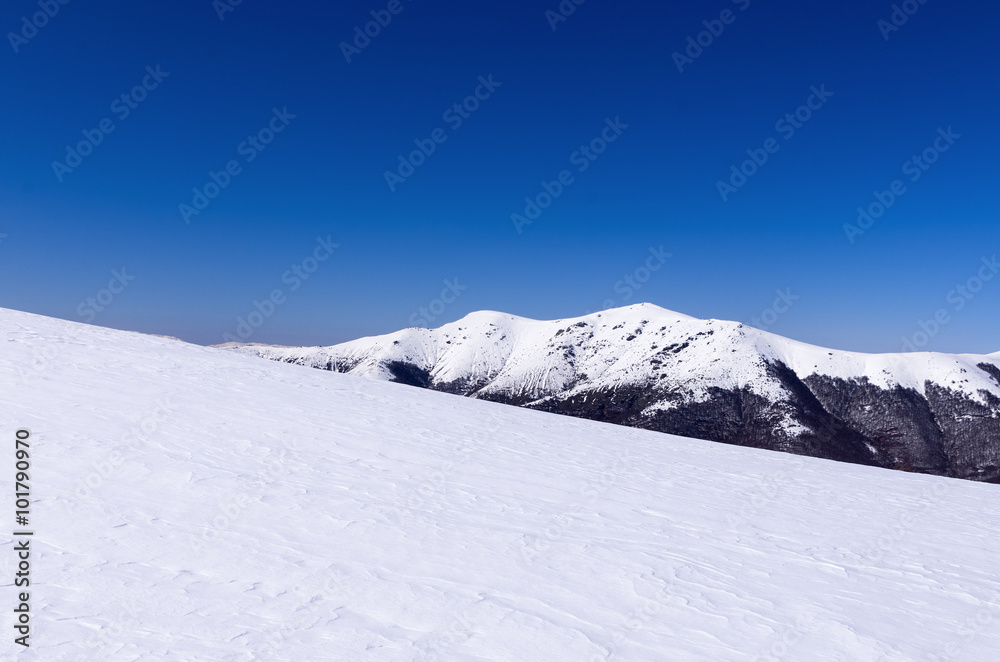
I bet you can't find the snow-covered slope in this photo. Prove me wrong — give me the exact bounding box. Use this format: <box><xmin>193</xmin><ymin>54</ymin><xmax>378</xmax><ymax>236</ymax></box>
<box><xmin>4</xmin><ymin>307</ymin><xmax>1000</xmax><ymax>660</ymax></box>
<box><xmin>228</xmin><ymin>304</ymin><xmax>1000</xmax><ymax>482</ymax></box>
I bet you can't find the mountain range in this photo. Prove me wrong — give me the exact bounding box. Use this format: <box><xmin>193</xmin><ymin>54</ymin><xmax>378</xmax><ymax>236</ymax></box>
<box><xmin>224</xmin><ymin>303</ymin><xmax>1000</xmax><ymax>483</ymax></box>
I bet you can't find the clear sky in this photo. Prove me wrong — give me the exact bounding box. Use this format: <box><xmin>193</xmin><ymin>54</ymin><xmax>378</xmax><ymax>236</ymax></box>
<box><xmin>2</xmin><ymin>0</ymin><xmax>997</xmax><ymax>353</ymax></box>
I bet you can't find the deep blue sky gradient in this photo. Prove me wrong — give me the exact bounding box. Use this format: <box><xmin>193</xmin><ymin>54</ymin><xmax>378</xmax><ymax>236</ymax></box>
<box><xmin>1</xmin><ymin>0</ymin><xmax>998</xmax><ymax>352</ymax></box>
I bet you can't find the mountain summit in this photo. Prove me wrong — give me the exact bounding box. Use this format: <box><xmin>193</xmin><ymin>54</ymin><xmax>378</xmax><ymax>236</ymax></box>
<box><xmin>227</xmin><ymin>304</ymin><xmax>1000</xmax><ymax>482</ymax></box>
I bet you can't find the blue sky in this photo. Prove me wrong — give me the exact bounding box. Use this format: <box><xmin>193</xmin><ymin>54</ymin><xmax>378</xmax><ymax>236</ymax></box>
<box><xmin>1</xmin><ymin>0</ymin><xmax>997</xmax><ymax>353</ymax></box>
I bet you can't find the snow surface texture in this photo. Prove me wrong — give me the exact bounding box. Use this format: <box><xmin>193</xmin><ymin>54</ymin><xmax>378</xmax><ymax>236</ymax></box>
<box><xmin>4</xmin><ymin>306</ymin><xmax>1000</xmax><ymax>660</ymax></box>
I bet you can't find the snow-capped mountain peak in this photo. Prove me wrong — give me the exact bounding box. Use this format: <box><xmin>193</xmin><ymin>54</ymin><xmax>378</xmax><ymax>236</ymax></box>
<box><xmin>227</xmin><ymin>304</ymin><xmax>1000</xmax><ymax>482</ymax></box>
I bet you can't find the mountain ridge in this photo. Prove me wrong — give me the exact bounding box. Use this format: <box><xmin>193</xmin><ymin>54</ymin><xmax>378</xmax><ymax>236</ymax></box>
<box><xmin>224</xmin><ymin>303</ymin><xmax>1000</xmax><ymax>482</ymax></box>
